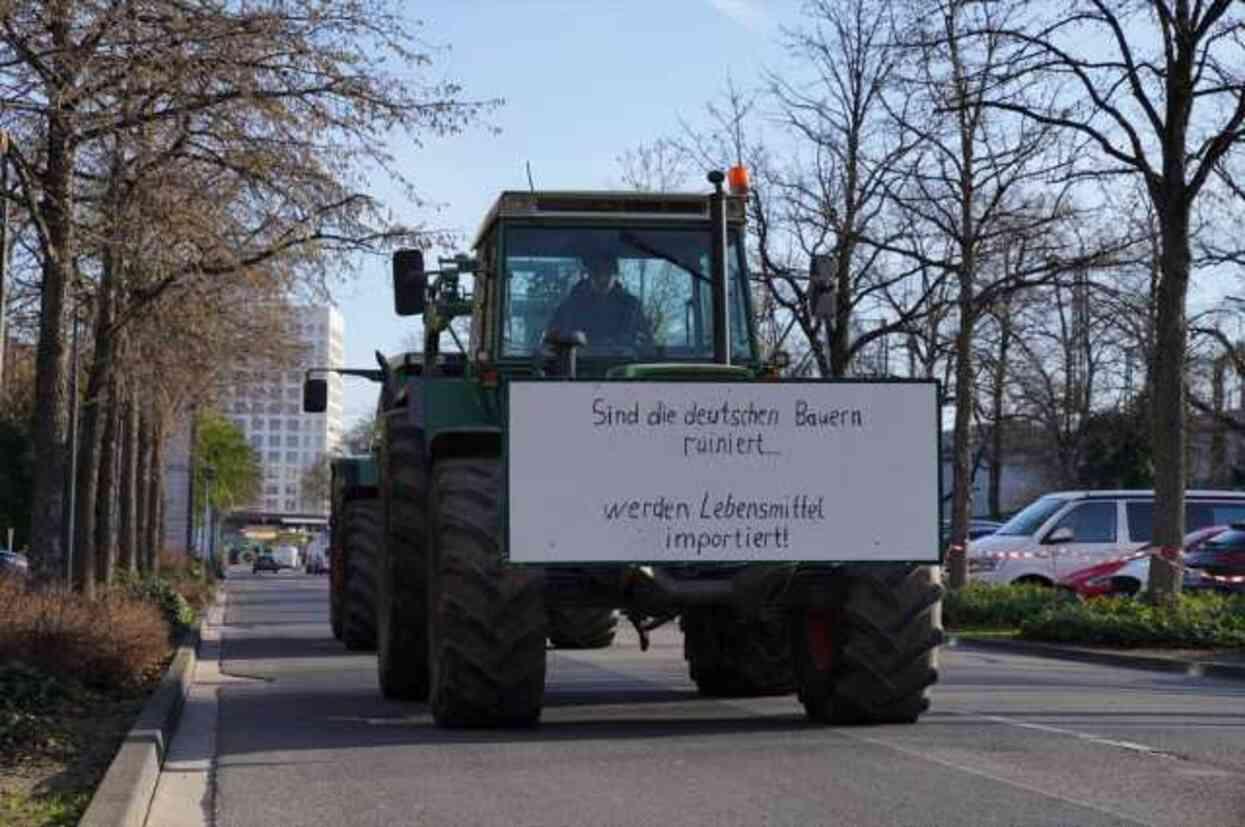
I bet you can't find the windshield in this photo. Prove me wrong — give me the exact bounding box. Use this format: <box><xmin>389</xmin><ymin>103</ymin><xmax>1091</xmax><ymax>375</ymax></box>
<box><xmin>502</xmin><ymin>226</ymin><xmax>752</xmax><ymax>360</ymax></box>
<box><xmin>994</xmin><ymin>495</ymin><xmax>1070</xmax><ymax>537</ymax></box>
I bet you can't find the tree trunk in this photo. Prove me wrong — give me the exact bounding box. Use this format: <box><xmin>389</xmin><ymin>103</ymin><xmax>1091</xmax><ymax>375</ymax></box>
<box><xmin>73</xmin><ymin>375</ymin><xmax>102</xmax><ymax>597</ymax></box>
<box><xmin>1148</xmin><ymin>208</ymin><xmax>1191</xmax><ymax>603</ymax></box>
<box><xmin>947</xmin><ymin>295</ymin><xmax>976</xmax><ymax>589</ymax></box>
<box><xmin>136</xmin><ymin>405</ymin><xmax>153</xmax><ymax>573</ymax></box>
<box><xmin>144</xmin><ymin>415</ymin><xmax>164</xmax><ymax>574</ymax></box>
<box><xmin>989</xmin><ymin>309</ymin><xmax>1011</xmax><ymax>519</ymax></box>
<box><xmin>29</xmin><ymin>55</ymin><xmax>76</xmax><ymax>583</ymax></box>
<box><xmin>119</xmin><ymin>390</ymin><xmax>139</xmax><ymax>572</ymax></box>
<box><xmin>95</xmin><ymin>370</ymin><xmax>121</xmax><ymax>585</ymax></box>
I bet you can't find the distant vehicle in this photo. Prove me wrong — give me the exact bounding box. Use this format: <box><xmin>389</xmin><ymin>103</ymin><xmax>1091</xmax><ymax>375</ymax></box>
<box><xmin>0</xmin><ymin>549</ymin><xmax>29</xmax><ymax>579</ymax></box>
<box><xmin>304</xmin><ymin>535</ymin><xmax>329</xmax><ymax>575</ymax></box>
<box><xmin>1059</xmin><ymin>525</ymin><xmax>1228</xmax><ymax>598</ymax></box>
<box><xmin>270</xmin><ymin>545</ymin><xmax>300</xmax><ymax>570</ymax></box>
<box><xmin>1184</xmin><ymin>523</ymin><xmax>1245</xmax><ymax>595</ymax></box>
<box><xmin>969</xmin><ymin>490</ymin><xmax>1245</xmax><ymax>585</ymax></box>
<box><xmin>253</xmin><ymin>552</ymin><xmax>281</xmax><ymax>574</ymax></box>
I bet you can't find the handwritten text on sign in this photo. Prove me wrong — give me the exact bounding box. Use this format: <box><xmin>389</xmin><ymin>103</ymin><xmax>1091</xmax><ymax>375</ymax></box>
<box><xmin>507</xmin><ymin>381</ymin><xmax>939</xmax><ymax>563</ymax></box>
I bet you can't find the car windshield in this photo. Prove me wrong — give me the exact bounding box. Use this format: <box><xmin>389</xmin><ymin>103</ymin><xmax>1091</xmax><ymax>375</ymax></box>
<box><xmin>502</xmin><ymin>226</ymin><xmax>752</xmax><ymax>360</ymax></box>
<box><xmin>994</xmin><ymin>496</ymin><xmax>1070</xmax><ymax>536</ymax></box>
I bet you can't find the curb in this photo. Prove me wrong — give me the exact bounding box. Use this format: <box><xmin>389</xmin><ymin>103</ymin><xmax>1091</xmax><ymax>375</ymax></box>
<box><xmin>948</xmin><ymin>634</ymin><xmax>1245</xmax><ymax>681</ymax></box>
<box><xmin>78</xmin><ymin>592</ymin><xmax>218</xmax><ymax>827</ymax></box>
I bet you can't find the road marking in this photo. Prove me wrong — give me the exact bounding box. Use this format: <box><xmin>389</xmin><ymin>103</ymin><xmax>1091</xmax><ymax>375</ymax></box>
<box><xmin>831</xmin><ymin>728</ymin><xmax>1152</xmax><ymax>826</ymax></box>
<box><xmin>977</xmin><ymin>714</ymin><xmax>1180</xmax><ymax>758</ymax></box>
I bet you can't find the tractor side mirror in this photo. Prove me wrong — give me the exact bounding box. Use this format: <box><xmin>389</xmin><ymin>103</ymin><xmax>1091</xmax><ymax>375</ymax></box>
<box><xmin>393</xmin><ymin>249</ymin><xmax>427</xmax><ymax>316</ymax></box>
<box><xmin>303</xmin><ymin>378</ymin><xmax>328</xmax><ymax>413</ymax></box>
<box><xmin>810</xmin><ymin>253</ymin><xmax>836</xmax><ymax>321</ymax></box>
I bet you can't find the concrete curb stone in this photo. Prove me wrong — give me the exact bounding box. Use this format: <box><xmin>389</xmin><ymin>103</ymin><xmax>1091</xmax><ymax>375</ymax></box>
<box><xmin>78</xmin><ymin>588</ymin><xmax>220</xmax><ymax>827</ymax></box>
<box><xmin>948</xmin><ymin>634</ymin><xmax>1245</xmax><ymax>680</ymax></box>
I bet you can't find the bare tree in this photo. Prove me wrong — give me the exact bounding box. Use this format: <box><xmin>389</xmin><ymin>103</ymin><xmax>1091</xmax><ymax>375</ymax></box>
<box><xmin>885</xmin><ymin>0</ymin><xmax>1080</xmax><ymax>587</ymax></box>
<box><xmin>976</xmin><ymin>0</ymin><xmax>1245</xmax><ymax>602</ymax></box>
<box><xmin>0</xmin><ymin>0</ymin><xmax>496</xmax><ymax>584</ymax></box>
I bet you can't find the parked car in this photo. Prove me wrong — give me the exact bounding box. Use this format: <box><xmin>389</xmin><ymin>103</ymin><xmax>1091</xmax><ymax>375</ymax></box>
<box><xmin>968</xmin><ymin>490</ymin><xmax>1245</xmax><ymax>585</ymax></box>
<box><xmin>253</xmin><ymin>551</ymin><xmax>281</xmax><ymax>574</ymax></box>
<box><xmin>941</xmin><ymin>519</ymin><xmax>1003</xmax><ymax>546</ymax></box>
<box><xmin>0</xmin><ymin>549</ymin><xmax>29</xmax><ymax>579</ymax></box>
<box><xmin>1058</xmin><ymin>525</ymin><xmax>1227</xmax><ymax>598</ymax></box>
<box><xmin>1183</xmin><ymin>523</ymin><xmax>1245</xmax><ymax>595</ymax></box>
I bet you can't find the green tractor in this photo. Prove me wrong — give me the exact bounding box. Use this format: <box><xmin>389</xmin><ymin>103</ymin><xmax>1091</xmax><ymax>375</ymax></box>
<box><xmin>306</xmin><ymin>171</ymin><xmax>944</xmax><ymax>728</ymax></box>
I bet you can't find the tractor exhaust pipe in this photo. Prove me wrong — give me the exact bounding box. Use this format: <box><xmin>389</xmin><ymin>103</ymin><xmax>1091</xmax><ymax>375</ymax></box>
<box><xmin>708</xmin><ymin>170</ymin><xmax>730</xmax><ymax>366</ymax></box>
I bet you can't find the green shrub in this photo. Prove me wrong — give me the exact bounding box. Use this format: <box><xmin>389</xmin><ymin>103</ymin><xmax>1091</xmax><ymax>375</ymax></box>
<box><xmin>1019</xmin><ymin>592</ymin><xmax>1245</xmax><ymax>647</ymax></box>
<box><xmin>116</xmin><ymin>572</ymin><xmax>197</xmax><ymax>634</ymax></box>
<box><xmin>943</xmin><ymin>582</ymin><xmax>1079</xmax><ymax>630</ymax></box>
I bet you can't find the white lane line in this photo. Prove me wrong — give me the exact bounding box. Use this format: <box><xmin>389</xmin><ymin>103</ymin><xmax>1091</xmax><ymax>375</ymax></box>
<box><xmin>977</xmin><ymin>715</ymin><xmax>1179</xmax><ymax>758</ymax></box>
<box><xmin>831</xmin><ymin>727</ymin><xmax>1152</xmax><ymax>827</ymax></box>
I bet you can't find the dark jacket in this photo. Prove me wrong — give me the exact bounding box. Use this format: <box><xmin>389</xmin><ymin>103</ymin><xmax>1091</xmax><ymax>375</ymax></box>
<box><xmin>548</xmin><ymin>280</ymin><xmax>650</xmax><ymax>348</ymax></box>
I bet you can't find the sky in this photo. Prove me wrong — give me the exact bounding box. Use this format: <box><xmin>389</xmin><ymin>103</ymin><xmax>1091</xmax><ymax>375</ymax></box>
<box><xmin>331</xmin><ymin>0</ymin><xmax>804</xmax><ymax>426</ymax></box>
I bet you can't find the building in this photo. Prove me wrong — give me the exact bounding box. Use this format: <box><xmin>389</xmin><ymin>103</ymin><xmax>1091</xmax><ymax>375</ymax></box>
<box><xmin>160</xmin><ymin>306</ymin><xmax>345</xmax><ymax>554</ymax></box>
<box><xmin>218</xmin><ymin>306</ymin><xmax>346</xmax><ymax>516</ymax></box>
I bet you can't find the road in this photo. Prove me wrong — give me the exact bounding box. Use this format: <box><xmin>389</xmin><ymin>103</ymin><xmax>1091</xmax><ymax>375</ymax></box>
<box><xmin>149</xmin><ymin>568</ymin><xmax>1245</xmax><ymax>827</ymax></box>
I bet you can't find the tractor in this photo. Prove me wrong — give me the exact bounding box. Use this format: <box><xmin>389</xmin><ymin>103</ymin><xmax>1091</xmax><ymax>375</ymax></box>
<box><xmin>305</xmin><ymin>169</ymin><xmax>944</xmax><ymax>728</ymax></box>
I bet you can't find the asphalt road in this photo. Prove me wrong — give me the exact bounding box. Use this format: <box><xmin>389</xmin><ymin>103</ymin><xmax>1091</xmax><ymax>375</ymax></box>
<box><xmin>168</xmin><ymin>568</ymin><xmax>1245</xmax><ymax>827</ymax></box>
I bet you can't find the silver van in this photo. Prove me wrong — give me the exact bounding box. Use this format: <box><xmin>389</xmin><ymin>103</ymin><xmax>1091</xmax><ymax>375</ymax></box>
<box><xmin>968</xmin><ymin>489</ymin><xmax>1245</xmax><ymax>585</ymax></box>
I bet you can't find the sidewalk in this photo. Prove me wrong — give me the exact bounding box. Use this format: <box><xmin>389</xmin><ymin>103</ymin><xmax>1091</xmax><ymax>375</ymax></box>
<box><xmin>144</xmin><ymin>586</ymin><xmax>259</xmax><ymax>827</ymax></box>
<box><xmin>948</xmin><ymin>633</ymin><xmax>1245</xmax><ymax>680</ymax></box>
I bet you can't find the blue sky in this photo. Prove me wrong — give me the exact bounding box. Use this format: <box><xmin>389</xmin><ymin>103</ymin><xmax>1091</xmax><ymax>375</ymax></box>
<box><xmin>333</xmin><ymin>0</ymin><xmax>803</xmax><ymax>425</ymax></box>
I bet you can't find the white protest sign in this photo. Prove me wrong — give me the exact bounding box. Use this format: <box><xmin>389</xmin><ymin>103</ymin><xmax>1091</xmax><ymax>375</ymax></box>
<box><xmin>507</xmin><ymin>381</ymin><xmax>940</xmax><ymax>563</ymax></box>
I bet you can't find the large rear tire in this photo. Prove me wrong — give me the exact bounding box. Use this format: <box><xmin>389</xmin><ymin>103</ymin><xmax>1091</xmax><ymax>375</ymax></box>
<box><xmin>329</xmin><ymin>540</ymin><xmax>344</xmax><ymax>641</ymax></box>
<box><xmin>547</xmin><ymin>607</ymin><xmax>617</xmax><ymax>650</ymax></box>
<box><xmin>341</xmin><ymin>499</ymin><xmax>381</xmax><ymax>651</ymax></box>
<box><xmin>681</xmin><ymin>608</ymin><xmax>793</xmax><ymax>697</ymax></box>
<box><xmin>793</xmin><ymin>564</ymin><xmax>943</xmax><ymax>725</ymax></box>
<box><xmin>428</xmin><ymin>458</ymin><xmax>547</xmax><ymax>727</ymax></box>
<box><xmin>376</xmin><ymin>421</ymin><xmax>431</xmax><ymax>700</ymax></box>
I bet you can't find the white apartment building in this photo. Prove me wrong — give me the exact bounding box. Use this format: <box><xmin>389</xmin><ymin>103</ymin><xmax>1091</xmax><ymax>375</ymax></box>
<box><xmin>219</xmin><ymin>306</ymin><xmax>346</xmax><ymax>516</ymax></box>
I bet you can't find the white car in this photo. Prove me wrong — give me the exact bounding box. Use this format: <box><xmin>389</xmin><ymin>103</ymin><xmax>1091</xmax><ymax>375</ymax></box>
<box><xmin>969</xmin><ymin>489</ymin><xmax>1245</xmax><ymax>586</ymax></box>
<box><xmin>270</xmin><ymin>545</ymin><xmax>300</xmax><ymax>570</ymax></box>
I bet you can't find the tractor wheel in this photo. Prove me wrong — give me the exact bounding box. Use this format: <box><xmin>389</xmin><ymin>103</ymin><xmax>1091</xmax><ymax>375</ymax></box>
<box><xmin>793</xmin><ymin>564</ymin><xmax>943</xmax><ymax>725</ymax></box>
<box><xmin>376</xmin><ymin>421</ymin><xmax>431</xmax><ymax>700</ymax></box>
<box><xmin>547</xmin><ymin>608</ymin><xmax>617</xmax><ymax>649</ymax></box>
<box><xmin>329</xmin><ymin>539</ymin><xmax>344</xmax><ymax>641</ymax></box>
<box><xmin>680</xmin><ymin>608</ymin><xmax>794</xmax><ymax>697</ymax></box>
<box><xmin>428</xmin><ymin>458</ymin><xmax>546</xmax><ymax>727</ymax></box>
<box><xmin>341</xmin><ymin>499</ymin><xmax>381</xmax><ymax>651</ymax></box>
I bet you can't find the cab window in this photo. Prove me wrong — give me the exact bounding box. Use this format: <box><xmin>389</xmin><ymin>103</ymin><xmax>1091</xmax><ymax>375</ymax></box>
<box><xmin>1049</xmin><ymin>502</ymin><xmax>1117</xmax><ymax>543</ymax></box>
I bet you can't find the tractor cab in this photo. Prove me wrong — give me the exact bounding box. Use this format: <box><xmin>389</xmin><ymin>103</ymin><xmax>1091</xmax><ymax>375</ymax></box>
<box><xmin>395</xmin><ymin>180</ymin><xmax>758</xmax><ymax>380</ymax></box>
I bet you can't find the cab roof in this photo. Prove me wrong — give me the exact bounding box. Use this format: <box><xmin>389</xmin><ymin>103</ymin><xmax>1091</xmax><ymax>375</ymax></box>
<box><xmin>472</xmin><ymin>189</ymin><xmax>746</xmax><ymax>250</ymax></box>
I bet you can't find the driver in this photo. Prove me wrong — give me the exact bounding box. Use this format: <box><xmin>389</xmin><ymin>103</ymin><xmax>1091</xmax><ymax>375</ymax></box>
<box><xmin>547</xmin><ymin>253</ymin><xmax>651</xmax><ymax>349</ymax></box>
